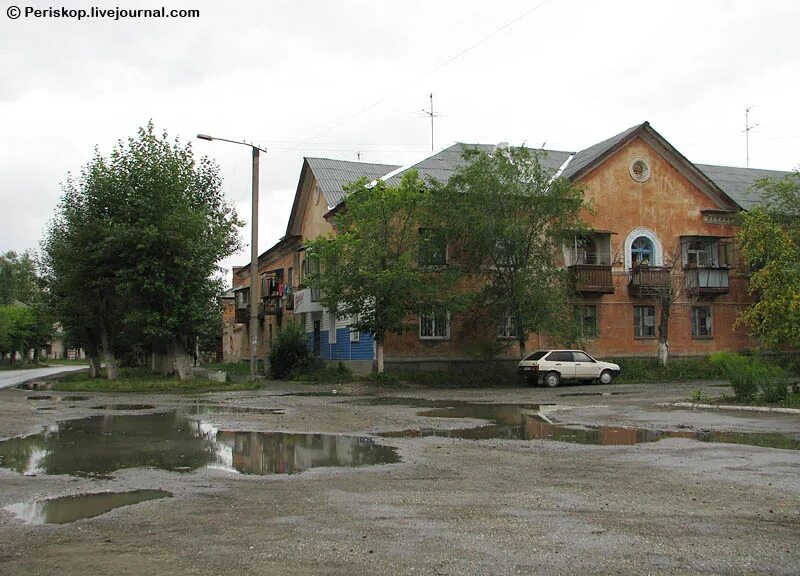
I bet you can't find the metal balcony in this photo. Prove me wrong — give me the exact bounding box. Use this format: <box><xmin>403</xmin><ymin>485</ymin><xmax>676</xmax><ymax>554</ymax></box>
<box><xmin>685</xmin><ymin>267</ymin><xmax>729</xmax><ymax>296</ymax></box>
<box><xmin>628</xmin><ymin>266</ymin><xmax>672</xmax><ymax>297</ymax></box>
<box><xmin>569</xmin><ymin>265</ymin><xmax>614</xmax><ymax>294</ymax></box>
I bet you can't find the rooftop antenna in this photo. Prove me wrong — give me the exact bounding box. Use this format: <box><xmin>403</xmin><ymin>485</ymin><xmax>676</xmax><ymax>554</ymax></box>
<box><xmin>421</xmin><ymin>93</ymin><xmax>439</xmax><ymax>151</ymax></box>
<box><xmin>743</xmin><ymin>106</ymin><xmax>759</xmax><ymax>167</ymax></box>
<box><xmin>357</xmin><ymin>151</ymin><xmax>361</xmax><ymax>161</ymax></box>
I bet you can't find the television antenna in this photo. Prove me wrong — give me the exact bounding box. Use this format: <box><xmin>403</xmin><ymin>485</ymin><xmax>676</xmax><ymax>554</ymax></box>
<box><xmin>743</xmin><ymin>106</ymin><xmax>759</xmax><ymax>167</ymax></box>
<box><xmin>421</xmin><ymin>93</ymin><xmax>440</xmax><ymax>151</ymax></box>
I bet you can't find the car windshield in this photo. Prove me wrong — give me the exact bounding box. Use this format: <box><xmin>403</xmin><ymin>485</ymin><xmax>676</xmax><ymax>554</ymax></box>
<box><xmin>523</xmin><ymin>351</ymin><xmax>547</xmax><ymax>361</ymax></box>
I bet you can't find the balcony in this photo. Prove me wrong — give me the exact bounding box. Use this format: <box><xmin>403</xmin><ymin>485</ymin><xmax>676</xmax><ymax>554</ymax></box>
<box><xmin>685</xmin><ymin>267</ymin><xmax>729</xmax><ymax>296</ymax></box>
<box><xmin>293</xmin><ymin>287</ymin><xmax>323</xmax><ymax>314</ymax></box>
<box><xmin>569</xmin><ymin>265</ymin><xmax>614</xmax><ymax>294</ymax></box>
<box><xmin>629</xmin><ymin>266</ymin><xmax>671</xmax><ymax>297</ymax></box>
<box><xmin>259</xmin><ymin>300</ymin><xmax>283</xmax><ymax>317</ymax></box>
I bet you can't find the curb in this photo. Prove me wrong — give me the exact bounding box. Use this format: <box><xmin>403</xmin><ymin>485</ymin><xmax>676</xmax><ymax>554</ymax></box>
<box><xmin>658</xmin><ymin>401</ymin><xmax>800</xmax><ymax>415</ymax></box>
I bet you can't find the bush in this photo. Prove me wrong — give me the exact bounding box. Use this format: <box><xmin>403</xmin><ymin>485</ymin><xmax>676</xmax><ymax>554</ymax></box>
<box><xmin>709</xmin><ymin>352</ymin><xmax>788</xmax><ymax>403</ymax></box>
<box><xmin>268</xmin><ymin>322</ymin><xmax>309</xmax><ymax>379</ymax></box>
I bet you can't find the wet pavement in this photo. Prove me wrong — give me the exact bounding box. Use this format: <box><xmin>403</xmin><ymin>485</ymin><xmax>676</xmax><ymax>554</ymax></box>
<box><xmin>0</xmin><ymin>381</ymin><xmax>798</xmax><ymax>575</ymax></box>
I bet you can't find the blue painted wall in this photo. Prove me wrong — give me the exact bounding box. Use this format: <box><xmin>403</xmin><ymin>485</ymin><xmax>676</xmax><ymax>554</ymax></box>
<box><xmin>307</xmin><ymin>328</ymin><xmax>374</xmax><ymax>361</ymax></box>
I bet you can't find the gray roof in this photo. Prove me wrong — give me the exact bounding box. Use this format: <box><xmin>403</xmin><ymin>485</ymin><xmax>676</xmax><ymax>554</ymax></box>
<box><xmin>696</xmin><ymin>164</ymin><xmax>793</xmax><ymax>210</ymax></box>
<box><xmin>561</xmin><ymin>123</ymin><xmax>644</xmax><ymax>180</ymax></box>
<box><xmin>306</xmin><ymin>157</ymin><xmax>398</xmax><ymax>208</ymax></box>
<box><xmin>383</xmin><ymin>143</ymin><xmax>574</xmax><ymax>187</ymax></box>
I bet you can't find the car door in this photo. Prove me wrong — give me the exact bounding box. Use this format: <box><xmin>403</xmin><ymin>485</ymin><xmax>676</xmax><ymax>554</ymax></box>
<box><xmin>571</xmin><ymin>351</ymin><xmax>599</xmax><ymax>380</ymax></box>
<box><xmin>546</xmin><ymin>351</ymin><xmax>575</xmax><ymax>379</ymax></box>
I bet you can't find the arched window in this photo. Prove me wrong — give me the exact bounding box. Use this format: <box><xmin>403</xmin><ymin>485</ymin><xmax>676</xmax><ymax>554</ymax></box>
<box><xmin>631</xmin><ymin>236</ymin><xmax>654</xmax><ymax>266</ymax></box>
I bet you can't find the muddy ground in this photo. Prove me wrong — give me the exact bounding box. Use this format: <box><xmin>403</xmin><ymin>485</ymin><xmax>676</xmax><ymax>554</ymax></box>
<box><xmin>1</xmin><ymin>380</ymin><xmax>798</xmax><ymax>575</ymax></box>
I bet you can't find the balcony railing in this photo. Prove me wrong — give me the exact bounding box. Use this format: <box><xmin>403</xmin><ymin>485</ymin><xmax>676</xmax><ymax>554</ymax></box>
<box><xmin>259</xmin><ymin>300</ymin><xmax>283</xmax><ymax>317</ymax></box>
<box><xmin>629</xmin><ymin>266</ymin><xmax>671</xmax><ymax>297</ymax></box>
<box><xmin>685</xmin><ymin>267</ymin><xmax>729</xmax><ymax>296</ymax></box>
<box><xmin>568</xmin><ymin>265</ymin><xmax>614</xmax><ymax>294</ymax></box>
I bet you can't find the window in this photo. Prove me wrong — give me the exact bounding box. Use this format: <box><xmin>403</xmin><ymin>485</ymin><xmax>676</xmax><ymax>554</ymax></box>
<box><xmin>629</xmin><ymin>158</ymin><xmax>651</xmax><ymax>182</ymax></box>
<box><xmin>350</xmin><ymin>313</ymin><xmax>360</xmax><ymax>343</ymax></box>
<box><xmin>574</xmin><ymin>305</ymin><xmax>598</xmax><ymax>338</ymax></box>
<box><xmin>419</xmin><ymin>305</ymin><xmax>450</xmax><ymax>339</ymax></box>
<box><xmin>523</xmin><ymin>350</ymin><xmax>547</xmax><ymax>361</ymax></box>
<box><xmin>495</xmin><ymin>239</ymin><xmax>519</xmax><ymax>267</ymax></box>
<box><xmin>686</xmin><ymin>240</ymin><xmax>712</xmax><ymax>268</ymax></box>
<box><xmin>572</xmin><ymin>351</ymin><xmax>594</xmax><ymax>363</ymax></box>
<box><xmin>631</xmin><ymin>237</ymin><xmax>654</xmax><ymax>266</ymax></box>
<box><xmin>691</xmin><ymin>306</ymin><xmax>713</xmax><ymax>338</ymax></box>
<box><xmin>547</xmin><ymin>351</ymin><xmax>573</xmax><ymax>362</ymax></box>
<box><xmin>633</xmin><ymin>306</ymin><xmax>656</xmax><ymax>338</ymax></box>
<box><xmin>575</xmin><ymin>236</ymin><xmax>597</xmax><ymax>265</ymax></box>
<box><xmin>497</xmin><ymin>313</ymin><xmax>518</xmax><ymax>339</ymax></box>
<box><xmin>419</xmin><ymin>228</ymin><xmax>447</xmax><ymax>266</ymax></box>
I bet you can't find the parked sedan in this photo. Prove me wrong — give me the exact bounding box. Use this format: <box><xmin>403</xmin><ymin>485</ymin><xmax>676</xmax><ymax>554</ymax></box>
<box><xmin>517</xmin><ymin>349</ymin><xmax>621</xmax><ymax>387</ymax></box>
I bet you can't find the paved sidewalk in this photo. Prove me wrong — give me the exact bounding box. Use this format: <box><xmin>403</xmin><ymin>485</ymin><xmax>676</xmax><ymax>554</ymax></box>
<box><xmin>0</xmin><ymin>365</ymin><xmax>88</xmax><ymax>389</ymax></box>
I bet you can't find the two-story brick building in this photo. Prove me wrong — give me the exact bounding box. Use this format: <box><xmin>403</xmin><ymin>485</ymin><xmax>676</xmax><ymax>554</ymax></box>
<box><xmin>222</xmin><ymin>122</ymin><xmax>791</xmax><ymax>371</ymax></box>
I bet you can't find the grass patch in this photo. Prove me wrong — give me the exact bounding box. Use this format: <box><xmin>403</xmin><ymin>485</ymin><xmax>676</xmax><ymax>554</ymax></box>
<box><xmin>288</xmin><ymin>362</ymin><xmax>364</xmax><ymax>384</ymax></box>
<box><xmin>51</xmin><ymin>366</ymin><xmax>261</xmax><ymax>393</ymax></box>
<box><xmin>42</xmin><ymin>359</ymin><xmax>91</xmax><ymax>366</ymax></box>
<box><xmin>390</xmin><ymin>364</ymin><xmax>520</xmax><ymax>388</ymax></box>
<box><xmin>0</xmin><ymin>361</ymin><xmax>50</xmax><ymax>370</ymax></box>
<box><xmin>610</xmin><ymin>356</ymin><xmax>726</xmax><ymax>383</ymax></box>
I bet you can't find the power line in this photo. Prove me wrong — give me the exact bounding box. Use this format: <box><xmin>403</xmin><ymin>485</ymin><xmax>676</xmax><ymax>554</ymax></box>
<box><xmin>274</xmin><ymin>0</ymin><xmax>557</xmax><ymax>156</ymax></box>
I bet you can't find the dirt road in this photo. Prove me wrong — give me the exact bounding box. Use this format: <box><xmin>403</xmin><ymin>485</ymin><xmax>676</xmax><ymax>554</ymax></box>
<box><xmin>0</xmin><ymin>381</ymin><xmax>798</xmax><ymax>575</ymax></box>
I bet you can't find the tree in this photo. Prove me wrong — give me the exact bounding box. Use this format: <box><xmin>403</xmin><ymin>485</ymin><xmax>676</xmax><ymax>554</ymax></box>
<box><xmin>306</xmin><ymin>171</ymin><xmax>459</xmax><ymax>374</ymax></box>
<box><xmin>0</xmin><ymin>251</ymin><xmax>38</xmax><ymax>305</ymax></box>
<box><xmin>737</xmin><ymin>171</ymin><xmax>800</xmax><ymax>348</ymax></box>
<box><xmin>437</xmin><ymin>146</ymin><xmax>586</xmax><ymax>357</ymax></box>
<box><xmin>42</xmin><ymin>122</ymin><xmax>242</xmax><ymax>380</ymax></box>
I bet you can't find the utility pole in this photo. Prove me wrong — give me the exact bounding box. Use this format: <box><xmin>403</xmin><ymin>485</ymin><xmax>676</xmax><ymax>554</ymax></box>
<box><xmin>197</xmin><ymin>134</ymin><xmax>267</xmax><ymax>381</ymax></box>
<box><xmin>743</xmin><ymin>106</ymin><xmax>759</xmax><ymax>168</ymax></box>
<box><xmin>421</xmin><ymin>93</ymin><xmax>438</xmax><ymax>151</ymax></box>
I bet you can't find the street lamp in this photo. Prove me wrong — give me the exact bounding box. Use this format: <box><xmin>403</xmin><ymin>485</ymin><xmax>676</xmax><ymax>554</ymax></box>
<box><xmin>197</xmin><ymin>133</ymin><xmax>267</xmax><ymax>381</ymax></box>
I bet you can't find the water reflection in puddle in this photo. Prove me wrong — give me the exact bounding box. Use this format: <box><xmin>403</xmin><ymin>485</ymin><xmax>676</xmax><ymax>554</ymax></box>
<box><xmin>0</xmin><ymin>411</ymin><xmax>398</xmax><ymax>478</ymax></box>
<box><xmin>374</xmin><ymin>400</ymin><xmax>800</xmax><ymax>450</ymax></box>
<box><xmin>26</xmin><ymin>396</ymin><xmax>52</xmax><ymax>401</ymax></box>
<box><xmin>90</xmin><ymin>404</ymin><xmax>156</xmax><ymax>411</ymax></box>
<box><xmin>182</xmin><ymin>401</ymin><xmax>285</xmax><ymax>416</ymax></box>
<box><xmin>5</xmin><ymin>490</ymin><xmax>171</xmax><ymax>524</ymax></box>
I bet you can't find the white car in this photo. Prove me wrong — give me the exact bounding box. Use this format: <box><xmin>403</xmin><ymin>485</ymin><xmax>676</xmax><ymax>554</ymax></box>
<box><xmin>517</xmin><ymin>349</ymin><xmax>621</xmax><ymax>387</ymax></box>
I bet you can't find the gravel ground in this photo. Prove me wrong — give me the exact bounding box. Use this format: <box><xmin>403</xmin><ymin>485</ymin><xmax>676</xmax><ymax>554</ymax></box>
<box><xmin>0</xmin><ymin>380</ymin><xmax>798</xmax><ymax>575</ymax></box>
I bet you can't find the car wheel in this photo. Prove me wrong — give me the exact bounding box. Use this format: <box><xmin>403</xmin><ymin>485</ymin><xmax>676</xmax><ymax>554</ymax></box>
<box><xmin>599</xmin><ymin>370</ymin><xmax>613</xmax><ymax>385</ymax></box>
<box><xmin>544</xmin><ymin>371</ymin><xmax>560</xmax><ymax>388</ymax></box>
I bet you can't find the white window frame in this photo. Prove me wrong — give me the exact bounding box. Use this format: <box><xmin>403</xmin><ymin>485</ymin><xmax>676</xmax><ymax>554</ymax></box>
<box><xmin>419</xmin><ymin>306</ymin><xmax>450</xmax><ymax>340</ymax></box>
<box><xmin>624</xmin><ymin>228</ymin><xmax>663</xmax><ymax>269</ymax></box>
<box><xmin>633</xmin><ymin>305</ymin><xmax>656</xmax><ymax>338</ymax></box>
<box><xmin>691</xmin><ymin>306</ymin><xmax>713</xmax><ymax>338</ymax></box>
<box><xmin>350</xmin><ymin>313</ymin><xmax>360</xmax><ymax>343</ymax></box>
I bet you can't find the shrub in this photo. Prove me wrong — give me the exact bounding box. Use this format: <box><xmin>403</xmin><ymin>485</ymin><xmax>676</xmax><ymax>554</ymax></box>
<box><xmin>268</xmin><ymin>322</ymin><xmax>309</xmax><ymax>379</ymax></box>
<box><xmin>709</xmin><ymin>352</ymin><xmax>788</xmax><ymax>403</ymax></box>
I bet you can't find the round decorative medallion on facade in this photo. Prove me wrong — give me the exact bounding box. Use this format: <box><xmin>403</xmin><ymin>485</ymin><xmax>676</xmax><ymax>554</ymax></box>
<box><xmin>629</xmin><ymin>157</ymin><xmax>651</xmax><ymax>182</ymax></box>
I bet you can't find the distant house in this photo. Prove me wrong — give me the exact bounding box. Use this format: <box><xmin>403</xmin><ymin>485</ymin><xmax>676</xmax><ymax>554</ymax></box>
<box><xmin>222</xmin><ymin>122</ymin><xmax>792</xmax><ymax>370</ymax></box>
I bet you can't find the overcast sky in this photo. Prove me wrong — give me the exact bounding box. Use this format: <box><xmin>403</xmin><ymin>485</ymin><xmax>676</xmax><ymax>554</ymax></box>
<box><xmin>2</xmin><ymin>0</ymin><xmax>798</xmax><ymax>283</ymax></box>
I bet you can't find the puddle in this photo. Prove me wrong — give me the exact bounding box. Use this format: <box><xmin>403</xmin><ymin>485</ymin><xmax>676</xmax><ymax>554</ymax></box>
<box><xmin>5</xmin><ymin>490</ymin><xmax>171</xmax><ymax>524</ymax></box>
<box><xmin>36</xmin><ymin>407</ymin><xmax>55</xmax><ymax>411</ymax></box>
<box><xmin>375</xmin><ymin>400</ymin><xmax>800</xmax><ymax>450</ymax></box>
<box><xmin>65</xmin><ymin>396</ymin><xmax>89</xmax><ymax>401</ymax></box>
<box><xmin>0</xmin><ymin>411</ymin><xmax>398</xmax><ymax>478</ymax></box>
<box><xmin>90</xmin><ymin>404</ymin><xmax>156</xmax><ymax>411</ymax></box>
<box><xmin>182</xmin><ymin>402</ymin><xmax>285</xmax><ymax>415</ymax></box>
<box><xmin>558</xmin><ymin>392</ymin><xmax>631</xmax><ymax>397</ymax></box>
<box><xmin>26</xmin><ymin>396</ymin><xmax>52</xmax><ymax>401</ymax></box>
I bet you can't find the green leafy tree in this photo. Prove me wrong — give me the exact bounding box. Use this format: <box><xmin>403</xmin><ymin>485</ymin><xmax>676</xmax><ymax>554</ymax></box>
<box><xmin>738</xmin><ymin>171</ymin><xmax>800</xmax><ymax>348</ymax></box>
<box><xmin>438</xmin><ymin>146</ymin><xmax>587</xmax><ymax>357</ymax></box>
<box><xmin>42</xmin><ymin>122</ymin><xmax>242</xmax><ymax>380</ymax></box>
<box><xmin>0</xmin><ymin>251</ymin><xmax>38</xmax><ymax>305</ymax></box>
<box><xmin>307</xmin><ymin>171</ymin><xmax>459</xmax><ymax>374</ymax></box>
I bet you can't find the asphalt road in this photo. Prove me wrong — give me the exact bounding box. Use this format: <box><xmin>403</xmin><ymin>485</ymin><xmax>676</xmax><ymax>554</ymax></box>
<box><xmin>0</xmin><ymin>365</ymin><xmax>88</xmax><ymax>389</ymax></box>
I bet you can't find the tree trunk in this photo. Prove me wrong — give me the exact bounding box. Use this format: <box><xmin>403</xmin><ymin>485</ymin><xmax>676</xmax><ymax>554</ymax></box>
<box><xmin>168</xmin><ymin>338</ymin><xmax>192</xmax><ymax>381</ymax></box>
<box><xmin>657</xmin><ymin>294</ymin><xmax>672</xmax><ymax>367</ymax></box>
<box><xmin>87</xmin><ymin>354</ymin><xmax>99</xmax><ymax>379</ymax></box>
<box><xmin>518</xmin><ymin>337</ymin><xmax>526</xmax><ymax>359</ymax></box>
<box><xmin>376</xmin><ymin>338</ymin><xmax>385</xmax><ymax>375</ymax></box>
<box><xmin>99</xmin><ymin>326</ymin><xmax>118</xmax><ymax>380</ymax></box>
